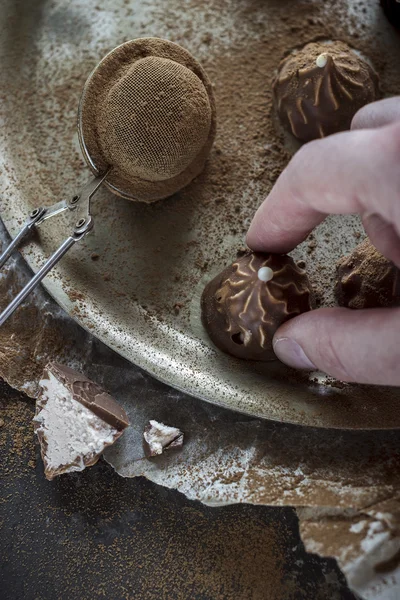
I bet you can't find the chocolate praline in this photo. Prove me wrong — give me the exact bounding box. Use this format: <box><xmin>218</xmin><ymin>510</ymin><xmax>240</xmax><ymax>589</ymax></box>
<box><xmin>273</xmin><ymin>41</ymin><xmax>379</xmax><ymax>142</ymax></box>
<box><xmin>335</xmin><ymin>239</ymin><xmax>400</xmax><ymax>309</ymax></box>
<box><xmin>381</xmin><ymin>0</ymin><xmax>400</xmax><ymax>30</ymax></box>
<box><xmin>201</xmin><ymin>252</ymin><xmax>314</xmax><ymax>361</ymax></box>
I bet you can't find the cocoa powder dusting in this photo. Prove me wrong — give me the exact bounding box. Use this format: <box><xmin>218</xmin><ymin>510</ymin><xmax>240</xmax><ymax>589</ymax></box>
<box><xmin>0</xmin><ymin>380</ymin><xmax>36</xmax><ymax>474</ymax></box>
<box><xmin>0</xmin><ymin>381</ymin><xmax>283</xmax><ymax>599</ymax></box>
<box><xmin>0</xmin><ymin>3</ymin><xmax>400</xmax><ymax>419</ymax></box>
<box><xmin>0</xmin><ymin>263</ymin><xmax>89</xmax><ymax>397</ymax></box>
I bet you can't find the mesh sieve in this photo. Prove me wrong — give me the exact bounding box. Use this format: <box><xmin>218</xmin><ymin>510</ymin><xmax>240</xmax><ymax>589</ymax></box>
<box><xmin>78</xmin><ymin>38</ymin><xmax>217</xmax><ymax>203</ymax></box>
<box><xmin>99</xmin><ymin>56</ymin><xmax>212</xmax><ymax>182</ymax></box>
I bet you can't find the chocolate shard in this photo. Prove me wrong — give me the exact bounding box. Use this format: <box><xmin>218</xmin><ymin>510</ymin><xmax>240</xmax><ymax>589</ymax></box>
<box><xmin>143</xmin><ymin>420</ymin><xmax>184</xmax><ymax>457</ymax></box>
<box><xmin>335</xmin><ymin>238</ymin><xmax>400</xmax><ymax>309</ymax></box>
<box><xmin>201</xmin><ymin>251</ymin><xmax>314</xmax><ymax>361</ymax></box>
<box><xmin>273</xmin><ymin>41</ymin><xmax>379</xmax><ymax>142</ymax></box>
<box><xmin>48</xmin><ymin>363</ymin><xmax>129</xmax><ymax>430</ymax></box>
<box><xmin>33</xmin><ymin>363</ymin><xmax>129</xmax><ymax>480</ymax></box>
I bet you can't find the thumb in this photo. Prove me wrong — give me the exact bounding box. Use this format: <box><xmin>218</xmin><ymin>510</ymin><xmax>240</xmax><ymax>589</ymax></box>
<box><xmin>273</xmin><ymin>307</ymin><xmax>400</xmax><ymax>386</ymax></box>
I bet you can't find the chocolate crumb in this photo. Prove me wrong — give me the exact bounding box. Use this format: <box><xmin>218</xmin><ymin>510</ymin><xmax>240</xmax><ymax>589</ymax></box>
<box><xmin>143</xmin><ymin>420</ymin><xmax>184</xmax><ymax>457</ymax></box>
<box><xmin>173</xmin><ymin>303</ymin><xmax>183</xmax><ymax>315</ymax></box>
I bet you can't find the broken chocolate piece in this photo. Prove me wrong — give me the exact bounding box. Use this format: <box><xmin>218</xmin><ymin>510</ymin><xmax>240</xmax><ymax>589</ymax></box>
<box><xmin>45</xmin><ymin>362</ymin><xmax>129</xmax><ymax>429</ymax></box>
<box><xmin>34</xmin><ymin>363</ymin><xmax>129</xmax><ymax>480</ymax></box>
<box><xmin>143</xmin><ymin>420</ymin><xmax>184</xmax><ymax>457</ymax></box>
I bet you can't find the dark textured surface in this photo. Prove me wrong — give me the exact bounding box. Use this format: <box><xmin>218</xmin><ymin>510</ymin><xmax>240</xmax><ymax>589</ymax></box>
<box><xmin>0</xmin><ymin>380</ymin><xmax>359</xmax><ymax>600</ymax></box>
<box><xmin>381</xmin><ymin>0</ymin><xmax>400</xmax><ymax>29</ymax></box>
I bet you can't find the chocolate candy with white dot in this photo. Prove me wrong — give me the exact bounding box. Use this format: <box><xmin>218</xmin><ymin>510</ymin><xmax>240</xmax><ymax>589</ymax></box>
<box><xmin>201</xmin><ymin>252</ymin><xmax>314</xmax><ymax>361</ymax></box>
<box><xmin>273</xmin><ymin>41</ymin><xmax>379</xmax><ymax>142</ymax></box>
<box><xmin>381</xmin><ymin>0</ymin><xmax>400</xmax><ymax>30</ymax></box>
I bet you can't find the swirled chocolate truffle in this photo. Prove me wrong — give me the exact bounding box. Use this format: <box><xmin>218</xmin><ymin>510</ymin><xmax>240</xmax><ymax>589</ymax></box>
<box><xmin>381</xmin><ymin>0</ymin><xmax>400</xmax><ymax>30</ymax></box>
<box><xmin>335</xmin><ymin>239</ymin><xmax>400</xmax><ymax>309</ymax></box>
<box><xmin>201</xmin><ymin>252</ymin><xmax>314</xmax><ymax>361</ymax></box>
<box><xmin>273</xmin><ymin>41</ymin><xmax>379</xmax><ymax>142</ymax></box>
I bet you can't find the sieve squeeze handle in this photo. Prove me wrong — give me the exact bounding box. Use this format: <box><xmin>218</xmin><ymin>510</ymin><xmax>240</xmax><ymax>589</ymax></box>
<box><xmin>0</xmin><ymin>218</ymin><xmax>93</xmax><ymax>327</ymax></box>
<box><xmin>0</xmin><ymin>207</ymin><xmax>47</xmax><ymax>269</ymax></box>
<box><xmin>0</xmin><ymin>199</ymin><xmax>70</xmax><ymax>270</ymax></box>
<box><xmin>0</xmin><ymin>236</ymin><xmax>75</xmax><ymax>326</ymax></box>
<box><xmin>0</xmin><ymin>171</ymin><xmax>109</xmax><ymax>326</ymax></box>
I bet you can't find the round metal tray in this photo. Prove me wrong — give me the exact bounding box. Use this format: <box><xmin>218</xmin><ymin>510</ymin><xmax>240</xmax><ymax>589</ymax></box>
<box><xmin>1</xmin><ymin>0</ymin><xmax>399</xmax><ymax>429</ymax></box>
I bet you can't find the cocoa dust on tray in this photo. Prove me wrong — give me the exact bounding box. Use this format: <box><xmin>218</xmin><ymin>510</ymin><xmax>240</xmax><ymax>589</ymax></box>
<box><xmin>88</xmin><ymin>0</ymin><xmax>398</xmax><ymax>320</ymax></box>
<box><xmin>1</xmin><ymin>0</ymin><xmax>400</xmax><ymax>412</ymax></box>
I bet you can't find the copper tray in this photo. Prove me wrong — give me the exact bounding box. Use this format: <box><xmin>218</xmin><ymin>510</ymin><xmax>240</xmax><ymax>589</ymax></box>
<box><xmin>1</xmin><ymin>0</ymin><xmax>399</xmax><ymax>429</ymax></box>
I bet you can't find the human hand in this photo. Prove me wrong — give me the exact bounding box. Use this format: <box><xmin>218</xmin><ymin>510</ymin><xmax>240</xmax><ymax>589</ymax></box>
<box><xmin>246</xmin><ymin>97</ymin><xmax>400</xmax><ymax>385</ymax></box>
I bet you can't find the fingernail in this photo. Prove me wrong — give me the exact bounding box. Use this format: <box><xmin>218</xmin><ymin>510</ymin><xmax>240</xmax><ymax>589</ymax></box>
<box><xmin>273</xmin><ymin>338</ymin><xmax>316</xmax><ymax>370</ymax></box>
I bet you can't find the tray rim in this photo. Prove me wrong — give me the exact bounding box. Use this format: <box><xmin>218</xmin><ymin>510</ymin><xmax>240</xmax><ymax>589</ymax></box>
<box><xmin>1</xmin><ymin>219</ymin><xmax>398</xmax><ymax>432</ymax></box>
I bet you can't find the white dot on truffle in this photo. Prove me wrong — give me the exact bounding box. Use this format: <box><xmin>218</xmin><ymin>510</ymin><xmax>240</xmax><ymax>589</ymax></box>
<box><xmin>258</xmin><ymin>266</ymin><xmax>274</xmax><ymax>282</ymax></box>
<box><xmin>316</xmin><ymin>53</ymin><xmax>328</xmax><ymax>68</ymax></box>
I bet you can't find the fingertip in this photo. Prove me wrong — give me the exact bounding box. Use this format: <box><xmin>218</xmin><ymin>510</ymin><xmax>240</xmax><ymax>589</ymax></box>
<box><xmin>246</xmin><ymin>205</ymin><xmax>280</xmax><ymax>253</ymax></box>
<box><xmin>352</xmin><ymin>97</ymin><xmax>400</xmax><ymax>130</ymax></box>
<box><xmin>245</xmin><ymin>219</ymin><xmax>262</xmax><ymax>252</ymax></box>
<box><xmin>273</xmin><ymin>306</ymin><xmax>400</xmax><ymax>385</ymax></box>
<box><xmin>246</xmin><ymin>197</ymin><xmax>303</xmax><ymax>254</ymax></box>
<box><xmin>273</xmin><ymin>307</ymin><xmax>356</xmax><ymax>381</ymax></box>
<box><xmin>351</xmin><ymin>103</ymin><xmax>372</xmax><ymax>130</ymax></box>
<box><xmin>272</xmin><ymin>337</ymin><xmax>316</xmax><ymax>370</ymax></box>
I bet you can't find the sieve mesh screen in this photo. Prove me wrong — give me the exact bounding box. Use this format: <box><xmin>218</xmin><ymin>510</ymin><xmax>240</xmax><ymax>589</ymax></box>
<box><xmin>97</xmin><ymin>56</ymin><xmax>212</xmax><ymax>182</ymax></box>
<box><xmin>78</xmin><ymin>37</ymin><xmax>217</xmax><ymax>202</ymax></box>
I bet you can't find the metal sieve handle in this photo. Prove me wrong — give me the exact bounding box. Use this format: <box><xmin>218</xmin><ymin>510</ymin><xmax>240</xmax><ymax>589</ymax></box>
<box><xmin>0</xmin><ymin>232</ymin><xmax>83</xmax><ymax>326</ymax></box>
<box><xmin>0</xmin><ymin>171</ymin><xmax>108</xmax><ymax>326</ymax></box>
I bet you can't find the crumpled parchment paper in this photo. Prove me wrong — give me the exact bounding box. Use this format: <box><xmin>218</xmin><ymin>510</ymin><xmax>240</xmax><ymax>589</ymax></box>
<box><xmin>0</xmin><ymin>221</ymin><xmax>399</xmax><ymax>599</ymax></box>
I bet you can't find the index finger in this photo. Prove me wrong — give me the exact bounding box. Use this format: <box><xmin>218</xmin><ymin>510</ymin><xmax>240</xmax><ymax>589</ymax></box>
<box><xmin>246</xmin><ymin>122</ymin><xmax>400</xmax><ymax>253</ymax></box>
